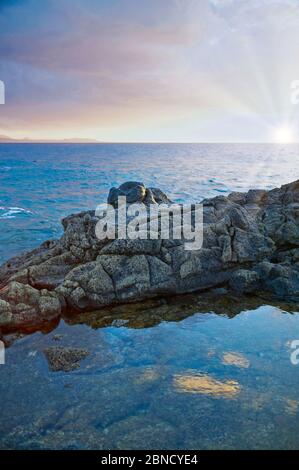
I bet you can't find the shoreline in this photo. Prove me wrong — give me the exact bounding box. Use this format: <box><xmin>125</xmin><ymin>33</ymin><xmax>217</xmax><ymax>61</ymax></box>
<box><xmin>1</xmin><ymin>179</ymin><xmax>298</xmax><ymax>334</ymax></box>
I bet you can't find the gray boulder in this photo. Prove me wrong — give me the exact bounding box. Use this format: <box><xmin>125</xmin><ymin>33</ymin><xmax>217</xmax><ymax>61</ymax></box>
<box><xmin>107</xmin><ymin>181</ymin><xmax>172</xmax><ymax>207</ymax></box>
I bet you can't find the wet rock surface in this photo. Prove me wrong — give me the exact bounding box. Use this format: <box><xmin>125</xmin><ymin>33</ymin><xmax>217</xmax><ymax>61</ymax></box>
<box><xmin>0</xmin><ymin>180</ymin><xmax>299</xmax><ymax>331</ymax></box>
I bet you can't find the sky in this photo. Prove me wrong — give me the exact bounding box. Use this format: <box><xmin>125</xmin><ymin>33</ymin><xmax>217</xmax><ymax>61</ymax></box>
<box><xmin>1</xmin><ymin>0</ymin><xmax>299</xmax><ymax>142</ymax></box>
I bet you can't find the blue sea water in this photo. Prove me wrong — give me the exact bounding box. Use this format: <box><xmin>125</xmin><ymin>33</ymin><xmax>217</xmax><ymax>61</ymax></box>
<box><xmin>1</xmin><ymin>142</ymin><xmax>299</xmax><ymax>263</ymax></box>
<box><xmin>1</xmin><ymin>143</ymin><xmax>299</xmax><ymax>450</ymax></box>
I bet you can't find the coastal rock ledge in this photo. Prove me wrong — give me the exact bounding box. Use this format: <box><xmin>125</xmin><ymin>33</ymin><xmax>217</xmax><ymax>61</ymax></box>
<box><xmin>1</xmin><ymin>180</ymin><xmax>299</xmax><ymax>331</ymax></box>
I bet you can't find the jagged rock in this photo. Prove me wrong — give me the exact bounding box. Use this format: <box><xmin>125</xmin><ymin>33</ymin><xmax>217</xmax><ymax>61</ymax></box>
<box><xmin>0</xmin><ymin>180</ymin><xmax>299</xmax><ymax>331</ymax></box>
<box><xmin>0</xmin><ymin>299</ymin><xmax>12</xmax><ymax>326</ymax></box>
<box><xmin>0</xmin><ymin>282</ymin><xmax>61</xmax><ymax>329</ymax></box>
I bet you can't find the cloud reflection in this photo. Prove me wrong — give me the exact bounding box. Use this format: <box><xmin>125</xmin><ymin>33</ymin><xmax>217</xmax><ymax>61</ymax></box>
<box><xmin>222</xmin><ymin>351</ymin><xmax>250</xmax><ymax>368</ymax></box>
<box><xmin>173</xmin><ymin>372</ymin><xmax>241</xmax><ymax>398</ymax></box>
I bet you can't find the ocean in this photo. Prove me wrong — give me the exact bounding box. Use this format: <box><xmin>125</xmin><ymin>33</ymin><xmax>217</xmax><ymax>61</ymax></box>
<box><xmin>1</xmin><ymin>143</ymin><xmax>299</xmax><ymax>450</ymax></box>
<box><xmin>1</xmin><ymin>142</ymin><xmax>299</xmax><ymax>263</ymax></box>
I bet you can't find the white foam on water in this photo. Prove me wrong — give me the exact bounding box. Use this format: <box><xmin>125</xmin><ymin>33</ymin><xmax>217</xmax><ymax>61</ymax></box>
<box><xmin>0</xmin><ymin>206</ymin><xmax>33</xmax><ymax>219</ymax></box>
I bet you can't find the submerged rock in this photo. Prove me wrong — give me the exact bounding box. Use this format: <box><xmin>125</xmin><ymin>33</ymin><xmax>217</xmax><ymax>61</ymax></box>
<box><xmin>43</xmin><ymin>346</ymin><xmax>89</xmax><ymax>372</ymax></box>
<box><xmin>0</xmin><ymin>180</ymin><xmax>299</xmax><ymax>331</ymax></box>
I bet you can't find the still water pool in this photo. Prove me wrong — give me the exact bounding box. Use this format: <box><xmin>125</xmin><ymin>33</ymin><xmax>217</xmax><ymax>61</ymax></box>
<box><xmin>0</xmin><ymin>294</ymin><xmax>299</xmax><ymax>450</ymax></box>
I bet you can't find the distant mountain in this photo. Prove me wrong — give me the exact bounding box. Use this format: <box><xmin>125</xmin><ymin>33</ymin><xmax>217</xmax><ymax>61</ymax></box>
<box><xmin>0</xmin><ymin>135</ymin><xmax>21</xmax><ymax>142</ymax></box>
<box><xmin>62</xmin><ymin>138</ymin><xmax>100</xmax><ymax>143</ymax></box>
<box><xmin>0</xmin><ymin>135</ymin><xmax>100</xmax><ymax>143</ymax></box>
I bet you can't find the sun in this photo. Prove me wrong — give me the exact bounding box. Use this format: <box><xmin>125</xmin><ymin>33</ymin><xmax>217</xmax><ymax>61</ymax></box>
<box><xmin>273</xmin><ymin>126</ymin><xmax>294</xmax><ymax>143</ymax></box>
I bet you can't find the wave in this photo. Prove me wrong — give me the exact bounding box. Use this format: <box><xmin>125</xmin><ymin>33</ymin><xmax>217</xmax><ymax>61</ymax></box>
<box><xmin>0</xmin><ymin>166</ymin><xmax>12</xmax><ymax>171</ymax></box>
<box><xmin>0</xmin><ymin>206</ymin><xmax>33</xmax><ymax>219</ymax></box>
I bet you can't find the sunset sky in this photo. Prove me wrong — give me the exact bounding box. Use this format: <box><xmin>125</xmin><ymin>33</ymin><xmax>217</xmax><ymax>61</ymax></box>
<box><xmin>1</xmin><ymin>0</ymin><xmax>299</xmax><ymax>142</ymax></box>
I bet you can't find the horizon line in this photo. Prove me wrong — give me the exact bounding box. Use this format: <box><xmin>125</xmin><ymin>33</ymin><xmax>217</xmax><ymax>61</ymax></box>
<box><xmin>1</xmin><ymin>142</ymin><xmax>299</xmax><ymax>145</ymax></box>
<box><xmin>1</xmin><ymin>139</ymin><xmax>299</xmax><ymax>145</ymax></box>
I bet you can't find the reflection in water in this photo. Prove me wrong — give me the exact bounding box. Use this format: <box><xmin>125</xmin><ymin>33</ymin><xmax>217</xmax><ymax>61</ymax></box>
<box><xmin>3</xmin><ymin>289</ymin><xmax>296</xmax><ymax>345</ymax></box>
<box><xmin>68</xmin><ymin>293</ymin><xmax>296</xmax><ymax>331</ymax></box>
<box><xmin>222</xmin><ymin>352</ymin><xmax>250</xmax><ymax>369</ymax></box>
<box><xmin>173</xmin><ymin>373</ymin><xmax>241</xmax><ymax>398</ymax></box>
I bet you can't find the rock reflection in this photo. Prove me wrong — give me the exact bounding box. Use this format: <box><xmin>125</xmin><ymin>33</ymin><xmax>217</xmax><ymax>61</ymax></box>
<box><xmin>2</xmin><ymin>290</ymin><xmax>297</xmax><ymax>348</ymax></box>
<box><xmin>173</xmin><ymin>372</ymin><xmax>241</xmax><ymax>398</ymax></box>
<box><xmin>64</xmin><ymin>291</ymin><xmax>295</xmax><ymax>331</ymax></box>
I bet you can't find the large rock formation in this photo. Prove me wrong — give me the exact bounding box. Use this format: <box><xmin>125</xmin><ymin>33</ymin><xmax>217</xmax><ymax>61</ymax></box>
<box><xmin>1</xmin><ymin>180</ymin><xmax>299</xmax><ymax>331</ymax></box>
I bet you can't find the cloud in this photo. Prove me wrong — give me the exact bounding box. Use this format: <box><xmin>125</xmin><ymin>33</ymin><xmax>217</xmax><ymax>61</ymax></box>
<box><xmin>1</xmin><ymin>0</ymin><xmax>299</xmax><ymax>141</ymax></box>
<box><xmin>0</xmin><ymin>0</ymin><xmax>206</xmax><ymax>129</ymax></box>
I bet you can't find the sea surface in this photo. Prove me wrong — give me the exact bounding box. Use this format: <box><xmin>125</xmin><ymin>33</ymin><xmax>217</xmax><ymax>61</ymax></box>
<box><xmin>1</xmin><ymin>142</ymin><xmax>299</xmax><ymax>263</ymax></box>
<box><xmin>0</xmin><ymin>143</ymin><xmax>299</xmax><ymax>449</ymax></box>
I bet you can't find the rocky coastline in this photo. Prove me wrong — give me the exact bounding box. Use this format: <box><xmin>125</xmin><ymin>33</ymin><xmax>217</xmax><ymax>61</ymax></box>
<box><xmin>0</xmin><ymin>180</ymin><xmax>299</xmax><ymax>333</ymax></box>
